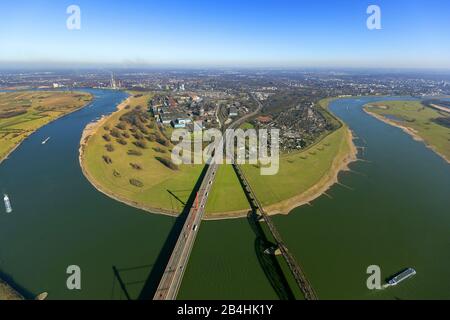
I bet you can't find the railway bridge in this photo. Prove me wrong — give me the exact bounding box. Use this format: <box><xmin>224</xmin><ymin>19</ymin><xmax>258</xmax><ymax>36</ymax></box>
<box><xmin>153</xmin><ymin>95</ymin><xmax>317</xmax><ymax>300</ymax></box>
<box><xmin>233</xmin><ymin>163</ymin><xmax>318</xmax><ymax>300</ymax></box>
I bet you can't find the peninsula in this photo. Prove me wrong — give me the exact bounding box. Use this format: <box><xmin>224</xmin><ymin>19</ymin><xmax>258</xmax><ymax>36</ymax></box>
<box><xmin>364</xmin><ymin>100</ymin><xmax>450</xmax><ymax>164</ymax></box>
<box><xmin>80</xmin><ymin>93</ymin><xmax>357</xmax><ymax>219</ymax></box>
<box><xmin>0</xmin><ymin>91</ymin><xmax>93</xmax><ymax>164</ymax></box>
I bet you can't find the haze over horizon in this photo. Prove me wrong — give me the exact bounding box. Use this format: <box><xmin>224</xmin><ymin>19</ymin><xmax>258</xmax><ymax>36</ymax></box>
<box><xmin>1</xmin><ymin>0</ymin><xmax>450</xmax><ymax>69</ymax></box>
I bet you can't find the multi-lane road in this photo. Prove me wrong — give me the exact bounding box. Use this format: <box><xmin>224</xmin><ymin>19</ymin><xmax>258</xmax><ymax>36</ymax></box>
<box><xmin>153</xmin><ymin>97</ymin><xmax>262</xmax><ymax>300</ymax></box>
<box><xmin>153</xmin><ymin>160</ymin><xmax>218</xmax><ymax>300</ymax></box>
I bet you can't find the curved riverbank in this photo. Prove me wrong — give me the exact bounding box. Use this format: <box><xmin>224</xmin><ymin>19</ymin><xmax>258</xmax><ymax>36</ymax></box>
<box><xmin>0</xmin><ymin>91</ymin><xmax>93</xmax><ymax>165</ymax></box>
<box><xmin>0</xmin><ymin>88</ymin><xmax>176</xmax><ymax>300</ymax></box>
<box><xmin>205</xmin><ymin>126</ymin><xmax>357</xmax><ymax>219</ymax></box>
<box><xmin>0</xmin><ymin>142</ymin><xmax>21</xmax><ymax>166</ymax></box>
<box><xmin>264</xmin><ymin>127</ymin><xmax>357</xmax><ymax>215</ymax></box>
<box><xmin>0</xmin><ymin>278</ymin><xmax>24</xmax><ymax>300</ymax></box>
<box><xmin>79</xmin><ymin>96</ymin><xmax>181</xmax><ymax>218</ymax></box>
<box><xmin>364</xmin><ymin>108</ymin><xmax>450</xmax><ymax>164</ymax></box>
<box><xmin>4</xmin><ymin>91</ymin><xmax>449</xmax><ymax>299</ymax></box>
<box><xmin>80</xmin><ymin>95</ymin><xmax>357</xmax><ymax>220</ymax></box>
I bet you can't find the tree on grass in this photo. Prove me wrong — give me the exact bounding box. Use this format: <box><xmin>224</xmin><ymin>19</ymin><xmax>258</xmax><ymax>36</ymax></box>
<box><xmin>120</xmin><ymin>109</ymin><xmax>151</xmax><ymax>127</ymax></box>
<box><xmin>133</xmin><ymin>140</ymin><xmax>147</xmax><ymax>149</ymax></box>
<box><xmin>127</xmin><ymin>149</ymin><xmax>143</xmax><ymax>156</ymax></box>
<box><xmin>110</xmin><ymin>128</ymin><xmax>122</xmax><ymax>138</ymax></box>
<box><xmin>153</xmin><ymin>147</ymin><xmax>167</xmax><ymax>154</ymax></box>
<box><xmin>116</xmin><ymin>121</ymin><xmax>127</xmax><ymax>130</ymax></box>
<box><xmin>105</xmin><ymin>144</ymin><xmax>115</xmax><ymax>152</ymax></box>
<box><xmin>156</xmin><ymin>136</ymin><xmax>170</xmax><ymax>147</ymax></box>
<box><xmin>102</xmin><ymin>155</ymin><xmax>113</xmax><ymax>164</ymax></box>
<box><xmin>130</xmin><ymin>163</ymin><xmax>143</xmax><ymax>170</ymax></box>
<box><xmin>129</xmin><ymin>178</ymin><xmax>144</xmax><ymax>188</ymax></box>
<box><xmin>139</xmin><ymin>126</ymin><xmax>149</xmax><ymax>135</ymax></box>
<box><xmin>155</xmin><ymin>156</ymin><xmax>179</xmax><ymax>170</ymax></box>
<box><xmin>117</xmin><ymin>138</ymin><xmax>127</xmax><ymax>145</ymax></box>
<box><xmin>133</xmin><ymin>132</ymin><xmax>144</xmax><ymax>140</ymax></box>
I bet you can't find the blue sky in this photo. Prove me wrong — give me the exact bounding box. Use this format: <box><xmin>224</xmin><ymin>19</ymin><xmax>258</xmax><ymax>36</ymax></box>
<box><xmin>0</xmin><ymin>0</ymin><xmax>449</xmax><ymax>68</ymax></box>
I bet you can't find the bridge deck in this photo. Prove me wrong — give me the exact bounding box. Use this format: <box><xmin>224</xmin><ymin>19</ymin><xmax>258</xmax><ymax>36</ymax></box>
<box><xmin>233</xmin><ymin>164</ymin><xmax>318</xmax><ymax>300</ymax></box>
<box><xmin>153</xmin><ymin>95</ymin><xmax>317</xmax><ymax>300</ymax></box>
<box><xmin>153</xmin><ymin>163</ymin><xmax>217</xmax><ymax>300</ymax></box>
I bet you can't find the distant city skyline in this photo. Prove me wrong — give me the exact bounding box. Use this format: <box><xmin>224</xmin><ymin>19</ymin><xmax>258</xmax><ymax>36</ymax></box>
<box><xmin>1</xmin><ymin>0</ymin><xmax>450</xmax><ymax>69</ymax></box>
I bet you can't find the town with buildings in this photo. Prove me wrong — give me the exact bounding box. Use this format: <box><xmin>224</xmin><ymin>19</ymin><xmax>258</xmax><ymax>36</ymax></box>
<box><xmin>1</xmin><ymin>68</ymin><xmax>450</xmax><ymax>153</ymax></box>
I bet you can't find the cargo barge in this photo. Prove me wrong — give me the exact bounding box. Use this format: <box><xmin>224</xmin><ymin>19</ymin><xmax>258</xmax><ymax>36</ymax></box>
<box><xmin>387</xmin><ymin>268</ymin><xmax>416</xmax><ymax>286</ymax></box>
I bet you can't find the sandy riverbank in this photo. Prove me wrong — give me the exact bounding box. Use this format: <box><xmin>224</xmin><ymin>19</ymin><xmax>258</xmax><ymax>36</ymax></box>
<box><xmin>430</xmin><ymin>104</ymin><xmax>450</xmax><ymax>114</ymax></box>
<box><xmin>80</xmin><ymin>100</ymin><xmax>358</xmax><ymax>220</ymax></box>
<box><xmin>0</xmin><ymin>93</ymin><xmax>93</xmax><ymax>165</ymax></box>
<box><xmin>79</xmin><ymin>97</ymin><xmax>183</xmax><ymax>218</ymax></box>
<box><xmin>204</xmin><ymin>127</ymin><xmax>358</xmax><ymax>220</ymax></box>
<box><xmin>0</xmin><ymin>142</ymin><xmax>22</xmax><ymax>166</ymax></box>
<box><xmin>0</xmin><ymin>278</ymin><xmax>24</xmax><ymax>300</ymax></box>
<box><xmin>364</xmin><ymin>108</ymin><xmax>450</xmax><ymax>164</ymax></box>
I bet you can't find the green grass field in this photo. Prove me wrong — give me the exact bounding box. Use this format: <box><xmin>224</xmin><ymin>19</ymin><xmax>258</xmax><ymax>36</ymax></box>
<box><xmin>242</xmin><ymin>127</ymin><xmax>349</xmax><ymax>206</ymax></box>
<box><xmin>205</xmin><ymin>97</ymin><xmax>353</xmax><ymax>216</ymax></box>
<box><xmin>205</xmin><ymin>164</ymin><xmax>250</xmax><ymax>215</ymax></box>
<box><xmin>365</xmin><ymin>100</ymin><xmax>450</xmax><ymax>161</ymax></box>
<box><xmin>0</xmin><ymin>91</ymin><xmax>92</xmax><ymax>161</ymax></box>
<box><xmin>240</xmin><ymin>122</ymin><xmax>255</xmax><ymax>130</ymax></box>
<box><xmin>83</xmin><ymin>94</ymin><xmax>353</xmax><ymax>217</ymax></box>
<box><xmin>82</xmin><ymin>93</ymin><xmax>205</xmax><ymax>215</ymax></box>
<box><xmin>205</xmin><ymin>127</ymin><xmax>351</xmax><ymax>216</ymax></box>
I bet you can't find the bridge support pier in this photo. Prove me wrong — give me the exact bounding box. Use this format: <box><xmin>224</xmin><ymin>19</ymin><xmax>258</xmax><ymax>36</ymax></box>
<box><xmin>264</xmin><ymin>246</ymin><xmax>282</xmax><ymax>256</ymax></box>
<box><xmin>234</xmin><ymin>162</ymin><xmax>318</xmax><ymax>300</ymax></box>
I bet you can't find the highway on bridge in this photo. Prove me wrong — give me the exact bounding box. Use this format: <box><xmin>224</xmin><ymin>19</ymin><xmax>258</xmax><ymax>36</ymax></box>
<box><xmin>153</xmin><ymin>95</ymin><xmax>317</xmax><ymax>300</ymax></box>
<box><xmin>153</xmin><ymin>160</ymin><xmax>218</xmax><ymax>300</ymax></box>
<box><xmin>153</xmin><ymin>99</ymin><xmax>261</xmax><ymax>300</ymax></box>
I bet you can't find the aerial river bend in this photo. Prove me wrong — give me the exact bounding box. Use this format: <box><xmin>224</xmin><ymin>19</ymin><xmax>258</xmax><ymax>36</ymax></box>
<box><xmin>0</xmin><ymin>91</ymin><xmax>449</xmax><ymax>299</ymax></box>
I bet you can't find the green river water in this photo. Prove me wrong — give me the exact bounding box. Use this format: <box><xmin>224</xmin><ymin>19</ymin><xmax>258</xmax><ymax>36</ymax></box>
<box><xmin>0</xmin><ymin>91</ymin><xmax>448</xmax><ymax>299</ymax></box>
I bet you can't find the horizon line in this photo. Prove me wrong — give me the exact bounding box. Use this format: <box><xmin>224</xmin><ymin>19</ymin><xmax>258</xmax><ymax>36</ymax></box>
<box><xmin>1</xmin><ymin>62</ymin><xmax>450</xmax><ymax>73</ymax></box>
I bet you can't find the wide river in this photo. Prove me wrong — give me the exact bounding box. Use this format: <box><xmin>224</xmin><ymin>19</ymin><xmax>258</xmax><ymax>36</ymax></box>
<box><xmin>0</xmin><ymin>90</ymin><xmax>449</xmax><ymax>299</ymax></box>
